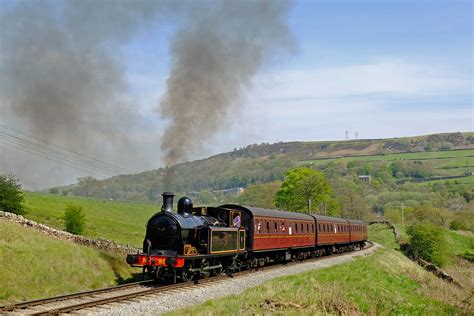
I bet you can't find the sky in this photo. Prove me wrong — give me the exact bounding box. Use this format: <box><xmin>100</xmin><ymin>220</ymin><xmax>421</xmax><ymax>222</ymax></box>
<box><xmin>0</xmin><ymin>0</ymin><xmax>472</xmax><ymax>189</ymax></box>
<box><xmin>124</xmin><ymin>0</ymin><xmax>472</xmax><ymax>144</ymax></box>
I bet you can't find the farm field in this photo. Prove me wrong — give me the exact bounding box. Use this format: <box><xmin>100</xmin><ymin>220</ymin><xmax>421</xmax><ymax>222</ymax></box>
<box><xmin>168</xmin><ymin>225</ymin><xmax>473</xmax><ymax>315</ymax></box>
<box><xmin>0</xmin><ymin>221</ymin><xmax>137</xmax><ymax>305</ymax></box>
<box><xmin>300</xmin><ymin>148</ymin><xmax>474</xmax><ymax>178</ymax></box>
<box><xmin>22</xmin><ymin>192</ymin><xmax>158</xmax><ymax>247</ymax></box>
<box><xmin>418</xmin><ymin>175</ymin><xmax>474</xmax><ymax>187</ymax></box>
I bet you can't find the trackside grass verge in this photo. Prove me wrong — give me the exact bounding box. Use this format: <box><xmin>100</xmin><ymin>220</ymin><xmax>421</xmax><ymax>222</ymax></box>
<box><xmin>0</xmin><ymin>221</ymin><xmax>137</xmax><ymax>305</ymax></box>
<box><xmin>167</xmin><ymin>226</ymin><xmax>470</xmax><ymax>315</ymax></box>
<box><xmin>22</xmin><ymin>192</ymin><xmax>158</xmax><ymax>247</ymax></box>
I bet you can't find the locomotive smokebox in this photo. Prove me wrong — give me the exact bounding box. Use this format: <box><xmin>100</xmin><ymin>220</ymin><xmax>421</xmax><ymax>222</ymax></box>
<box><xmin>161</xmin><ymin>192</ymin><xmax>175</xmax><ymax>213</ymax></box>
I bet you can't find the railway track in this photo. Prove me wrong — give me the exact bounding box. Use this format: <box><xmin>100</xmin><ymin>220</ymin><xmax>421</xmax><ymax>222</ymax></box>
<box><xmin>1</xmin><ymin>242</ymin><xmax>373</xmax><ymax>315</ymax></box>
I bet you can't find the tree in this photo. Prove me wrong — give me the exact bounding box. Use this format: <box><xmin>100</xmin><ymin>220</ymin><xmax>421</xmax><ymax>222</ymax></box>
<box><xmin>238</xmin><ymin>181</ymin><xmax>282</xmax><ymax>209</ymax></box>
<box><xmin>195</xmin><ymin>190</ymin><xmax>216</xmax><ymax>205</ymax></box>
<box><xmin>0</xmin><ymin>174</ymin><xmax>25</xmax><ymax>215</ymax></box>
<box><xmin>332</xmin><ymin>178</ymin><xmax>371</xmax><ymax>220</ymax></box>
<box><xmin>275</xmin><ymin>167</ymin><xmax>337</xmax><ymax>213</ymax></box>
<box><xmin>64</xmin><ymin>204</ymin><xmax>86</xmax><ymax>235</ymax></box>
<box><xmin>407</xmin><ymin>223</ymin><xmax>448</xmax><ymax>266</ymax></box>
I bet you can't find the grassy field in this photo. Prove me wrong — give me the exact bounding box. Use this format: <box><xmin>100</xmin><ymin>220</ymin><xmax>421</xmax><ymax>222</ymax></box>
<box><xmin>418</xmin><ymin>175</ymin><xmax>474</xmax><ymax>186</ymax></box>
<box><xmin>23</xmin><ymin>192</ymin><xmax>158</xmax><ymax>247</ymax></box>
<box><xmin>167</xmin><ymin>224</ymin><xmax>472</xmax><ymax>315</ymax></box>
<box><xmin>0</xmin><ymin>221</ymin><xmax>139</xmax><ymax>305</ymax></box>
<box><xmin>299</xmin><ymin>148</ymin><xmax>474</xmax><ymax>178</ymax></box>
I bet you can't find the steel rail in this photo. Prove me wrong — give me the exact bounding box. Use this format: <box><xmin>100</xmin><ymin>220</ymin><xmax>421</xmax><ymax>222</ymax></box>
<box><xmin>0</xmin><ymin>279</ymin><xmax>156</xmax><ymax>312</ymax></box>
<box><xmin>2</xmin><ymin>242</ymin><xmax>373</xmax><ymax>315</ymax></box>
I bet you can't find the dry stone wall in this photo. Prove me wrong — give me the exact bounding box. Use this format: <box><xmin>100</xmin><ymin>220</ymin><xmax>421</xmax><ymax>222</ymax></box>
<box><xmin>0</xmin><ymin>211</ymin><xmax>140</xmax><ymax>254</ymax></box>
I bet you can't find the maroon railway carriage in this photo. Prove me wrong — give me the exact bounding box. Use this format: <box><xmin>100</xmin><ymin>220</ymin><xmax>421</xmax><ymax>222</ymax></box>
<box><xmin>313</xmin><ymin>215</ymin><xmax>350</xmax><ymax>246</ymax></box>
<box><xmin>220</xmin><ymin>204</ymin><xmax>315</xmax><ymax>252</ymax></box>
<box><xmin>348</xmin><ymin>219</ymin><xmax>368</xmax><ymax>245</ymax></box>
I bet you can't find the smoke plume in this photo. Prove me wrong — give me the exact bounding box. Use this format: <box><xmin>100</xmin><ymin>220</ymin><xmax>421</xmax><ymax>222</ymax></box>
<box><xmin>159</xmin><ymin>0</ymin><xmax>294</xmax><ymax>166</ymax></box>
<box><xmin>0</xmin><ymin>0</ymin><xmax>167</xmax><ymax>146</ymax></box>
<box><xmin>0</xmin><ymin>0</ymin><xmax>294</xmax><ymax>189</ymax></box>
<box><xmin>0</xmin><ymin>0</ymin><xmax>172</xmax><ymax>188</ymax></box>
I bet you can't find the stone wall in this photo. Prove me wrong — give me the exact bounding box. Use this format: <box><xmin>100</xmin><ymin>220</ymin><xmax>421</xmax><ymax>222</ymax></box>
<box><xmin>0</xmin><ymin>211</ymin><xmax>140</xmax><ymax>254</ymax></box>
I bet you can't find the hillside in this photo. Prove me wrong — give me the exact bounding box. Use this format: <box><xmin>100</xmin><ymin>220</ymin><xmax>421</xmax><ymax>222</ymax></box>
<box><xmin>0</xmin><ymin>220</ymin><xmax>136</xmax><ymax>305</ymax></box>
<box><xmin>22</xmin><ymin>192</ymin><xmax>157</xmax><ymax>248</ymax></box>
<box><xmin>52</xmin><ymin>132</ymin><xmax>474</xmax><ymax>202</ymax></box>
<box><xmin>167</xmin><ymin>225</ymin><xmax>473</xmax><ymax>315</ymax></box>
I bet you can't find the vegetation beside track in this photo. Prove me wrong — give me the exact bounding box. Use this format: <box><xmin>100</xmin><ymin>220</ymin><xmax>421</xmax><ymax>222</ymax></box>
<box><xmin>168</xmin><ymin>225</ymin><xmax>472</xmax><ymax>315</ymax></box>
<box><xmin>0</xmin><ymin>221</ymin><xmax>138</xmax><ymax>305</ymax></box>
<box><xmin>22</xmin><ymin>191</ymin><xmax>157</xmax><ymax>247</ymax></box>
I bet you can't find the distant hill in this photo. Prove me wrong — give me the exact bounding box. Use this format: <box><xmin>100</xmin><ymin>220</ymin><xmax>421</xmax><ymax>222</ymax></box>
<box><xmin>51</xmin><ymin>132</ymin><xmax>474</xmax><ymax>202</ymax></box>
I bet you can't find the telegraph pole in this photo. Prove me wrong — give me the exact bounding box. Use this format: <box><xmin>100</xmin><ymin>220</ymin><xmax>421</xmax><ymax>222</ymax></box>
<box><xmin>401</xmin><ymin>201</ymin><xmax>405</xmax><ymax>226</ymax></box>
<box><xmin>308</xmin><ymin>199</ymin><xmax>312</xmax><ymax>213</ymax></box>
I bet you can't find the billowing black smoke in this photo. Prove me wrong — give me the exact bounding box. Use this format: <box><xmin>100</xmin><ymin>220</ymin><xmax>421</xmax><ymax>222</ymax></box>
<box><xmin>0</xmin><ymin>0</ymin><xmax>294</xmax><ymax>188</ymax></box>
<box><xmin>159</xmin><ymin>0</ymin><xmax>295</xmax><ymax>166</ymax></box>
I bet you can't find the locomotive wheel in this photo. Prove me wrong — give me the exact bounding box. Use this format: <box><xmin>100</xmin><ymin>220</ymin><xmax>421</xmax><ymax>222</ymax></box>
<box><xmin>210</xmin><ymin>259</ymin><xmax>223</xmax><ymax>276</ymax></box>
<box><xmin>181</xmin><ymin>269</ymin><xmax>194</xmax><ymax>282</ymax></box>
<box><xmin>154</xmin><ymin>267</ymin><xmax>167</xmax><ymax>282</ymax></box>
<box><xmin>200</xmin><ymin>259</ymin><xmax>211</xmax><ymax>278</ymax></box>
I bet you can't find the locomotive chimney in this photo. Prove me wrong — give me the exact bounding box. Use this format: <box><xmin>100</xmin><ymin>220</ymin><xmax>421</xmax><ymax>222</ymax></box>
<box><xmin>161</xmin><ymin>192</ymin><xmax>175</xmax><ymax>213</ymax></box>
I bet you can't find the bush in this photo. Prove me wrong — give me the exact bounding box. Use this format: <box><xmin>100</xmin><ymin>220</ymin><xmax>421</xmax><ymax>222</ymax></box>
<box><xmin>407</xmin><ymin>224</ymin><xmax>448</xmax><ymax>266</ymax></box>
<box><xmin>449</xmin><ymin>220</ymin><xmax>466</xmax><ymax>231</ymax></box>
<box><xmin>0</xmin><ymin>174</ymin><xmax>25</xmax><ymax>215</ymax></box>
<box><xmin>64</xmin><ymin>204</ymin><xmax>86</xmax><ymax>235</ymax></box>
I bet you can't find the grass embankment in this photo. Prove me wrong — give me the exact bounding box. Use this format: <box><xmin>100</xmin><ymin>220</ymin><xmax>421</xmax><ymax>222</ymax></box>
<box><xmin>23</xmin><ymin>192</ymin><xmax>158</xmax><ymax>247</ymax></box>
<box><xmin>168</xmin><ymin>224</ymin><xmax>471</xmax><ymax>315</ymax></box>
<box><xmin>0</xmin><ymin>221</ymin><xmax>139</xmax><ymax>305</ymax></box>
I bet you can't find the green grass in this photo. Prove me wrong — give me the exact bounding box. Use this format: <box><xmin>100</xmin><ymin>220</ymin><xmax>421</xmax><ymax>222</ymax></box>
<box><xmin>168</xmin><ymin>226</ymin><xmax>465</xmax><ymax>315</ymax></box>
<box><xmin>445</xmin><ymin>229</ymin><xmax>474</xmax><ymax>262</ymax></box>
<box><xmin>0</xmin><ymin>221</ymin><xmax>139</xmax><ymax>305</ymax></box>
<box><xmin>368</xmin><ymin>223</ymin><xmax>399</xmax><ymax>249</ymax></box>
<box><xmin>300</xmin><ymin>149</ymin><xmax>474</xmax><ymax>165</ymax></box>
<box><xmin>22</xmin><ymin>192</ymin><xmax>158</xmax><ymax>247</ymax></box>
<box><xmin>418</xmin><ymin>175</ymin><xmax>474</xmax><ymax>186</ymax></box>
<box><xmin>299</xmin><ymin>149</ymin><xmax>474</xmax><ymax>179</ymax></box>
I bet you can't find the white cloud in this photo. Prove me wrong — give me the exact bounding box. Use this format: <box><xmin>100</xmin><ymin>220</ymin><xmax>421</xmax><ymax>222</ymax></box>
<box><xmin>208</xmin><ymin>59</ymin><xmax>472</xmax><ymax>150</ymax></box>
<box><xmin>253</xmin><ymin>59</ymin><xmax>471</xmax><ymax>101</ymax></box>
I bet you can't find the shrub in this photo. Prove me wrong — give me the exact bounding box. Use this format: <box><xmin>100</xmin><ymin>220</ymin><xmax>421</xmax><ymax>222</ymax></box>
<box><xmin>449</xmin><ymin>220</ymin><xmax>466</xmax><ymax>231</ymax></box>
<box><xmin>407</xmin><ymin>224</ymin><xmax>448</xmax><ymax>266</ymax></box>
<box><xmin>64</xmin><ymin>204</ymin><xmax>86</xmax><ymax>235</ymax></box>
<box><xmin>0</xmin><ymin>174</ymin><xmax>25</xmax><ymax>215</ymax></box>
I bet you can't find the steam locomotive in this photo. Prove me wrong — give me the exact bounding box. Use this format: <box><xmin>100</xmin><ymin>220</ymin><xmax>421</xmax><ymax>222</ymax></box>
<box><xmin>126</xmin><ymin>192</ymin><xmax>367</xmax><ymax>283</ymax></box>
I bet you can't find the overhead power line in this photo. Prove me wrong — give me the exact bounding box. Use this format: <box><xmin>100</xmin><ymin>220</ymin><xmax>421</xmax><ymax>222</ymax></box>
<box><xmin>0</xmin><ymin>122</ymin><xmax>156</xmax><ymax>187</ymax></box>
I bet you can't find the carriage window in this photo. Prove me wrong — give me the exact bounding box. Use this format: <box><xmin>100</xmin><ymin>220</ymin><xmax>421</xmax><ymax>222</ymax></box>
<box><xmin>266</xmin><ymin>222</ymin><xmax>270</xmax><ymax>233</ymax></box>
<box><xmin>274</xmin><ymin>222</ymin><xmax>277</xmax><ymax>233</ymax></box>
<box><xmin>295</xmin><ymin>223</ymin><xmax>298</xmax><ymax>233</ymax></box>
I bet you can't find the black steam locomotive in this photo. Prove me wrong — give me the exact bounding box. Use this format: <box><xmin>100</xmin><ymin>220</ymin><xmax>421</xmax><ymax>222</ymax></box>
<box><xmin>126</xmin><ymin>192</ymin><xmax>367</xmax><ymax>283</ymax></box>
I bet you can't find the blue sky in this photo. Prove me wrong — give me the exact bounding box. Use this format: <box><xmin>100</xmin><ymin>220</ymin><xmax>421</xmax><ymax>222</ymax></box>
<box><xmin>1</xmin><ymin>0</ymin><xmax>472</xmax><ymax>188</ymax></box>
<box><xmin>123</xmin><ymin>0</ymin><xmax>472</xmax><ymax>152</ymax></box>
